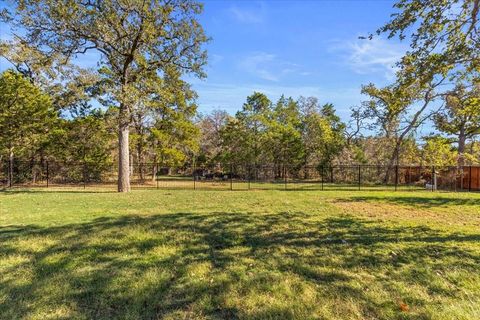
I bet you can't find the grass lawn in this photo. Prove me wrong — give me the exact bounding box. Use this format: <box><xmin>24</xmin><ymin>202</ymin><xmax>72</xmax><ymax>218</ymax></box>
<box><xmin>1</xmin><ymin>188</ymin><xmax>480</xmax><ymax>320</ymax></box>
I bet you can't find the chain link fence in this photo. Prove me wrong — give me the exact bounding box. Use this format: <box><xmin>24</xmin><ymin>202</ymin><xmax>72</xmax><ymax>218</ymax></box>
<box><xmin>1</xmin><ymin>160</ymin><xmax>479</xmax><ymax>192</ymax></box>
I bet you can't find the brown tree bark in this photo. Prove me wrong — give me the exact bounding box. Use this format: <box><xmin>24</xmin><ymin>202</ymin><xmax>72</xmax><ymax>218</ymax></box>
<box><xmin>118</xmin><ymin>104</ymin><xmax>131</xmax><ymax>192</ymax></box>
<box><xmin>385</xmin><ymin>143</ymin><xmax>400</xmax><ymax>184</ymax></box>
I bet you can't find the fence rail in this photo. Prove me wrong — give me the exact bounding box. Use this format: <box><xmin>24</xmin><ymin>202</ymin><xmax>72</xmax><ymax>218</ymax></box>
<box><xmin>1</xmin><ymin>160</ymin><xmax>479</xmax><ymax>192</ymax></box>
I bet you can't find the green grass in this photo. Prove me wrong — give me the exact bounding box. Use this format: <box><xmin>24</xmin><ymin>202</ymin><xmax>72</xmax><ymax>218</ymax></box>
<box><xmin>1</xmin><ymin>188</ymin><xmax>480</xmax><ymax>319</ymax></box>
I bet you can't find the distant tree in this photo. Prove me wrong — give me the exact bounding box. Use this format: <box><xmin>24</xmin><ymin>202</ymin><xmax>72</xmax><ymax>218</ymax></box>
<box><xmin>270</xmin><ymin>97</ymin><xmax>303</xmax><ymax>161</ymax></box>
<box><xmin>420</xmin><ymin>136</ymin><xmax>457</xmax><ymax>166</ymax></box>
<box><xmin>235</xmin><ymin>92</ymin><xmax>272</xmax><ymax>165</ymax></box>
<box><xmin>148</xmin><ymin>70</ymin><xmax>200</xmax><ymax>169</ymax></box>
<box><xmin>399</xmin><ymin>137</ymin><xmax>422</xmax><ymax>165</ymax></box>
<box><xmin>49</xmin><ymin>111</ymin><xmax>115</xmax><ymax>182</ymax></box>
<box><xmin>7</xmin><ymin>0</ymin><xmax>208</xmax><ymax>192</ymax></box>
<box><xmin>361</xmin><ymin>69</ymin><xmax>445</xmax><ymax>179</ymax></box>
<box><xmin>434</xmin><ymin>84</ymin><xmax>480</xmax><ymax>166</ymax></box>
<box><xmin>464</xmin><ymin>140</ymin><xmax>480</xmax><ymax>164</ymax></box>
<box><xmin>301</xmin><ymin>102</ymin><xmax>345</xmax><ymax>168</ymax></box>
<box><xmin>130</xmin><ymin>106</ymin><xmax>151</xmax><ymax>181</ymax></box>
<box><xmin>345</xmin><ymin>105</ymin><xmax>367</xmax><ymax>145</ymax></box>
<box><xmin>150</xmin><ymin>112</ymin><xmax>199</xmax><ymax>168</ymax></box>
<box><xmin>197</xmin><ymin>110</ymin><xmax>229</xmax><ymax>165</ymax></box>
<box><xmin>297</xmin><ymin>96</ymin><xmax>320</xmax><ymax>116</ymax></box>
<box><xmin>219</xmin><ymin>117</ymin><xmax>250</xmax><ymax>165</ymax></box>
<box><xmin>0</xmin><ymin>70</ymin><xmax>56</xmax><ymax>185</ymax></box>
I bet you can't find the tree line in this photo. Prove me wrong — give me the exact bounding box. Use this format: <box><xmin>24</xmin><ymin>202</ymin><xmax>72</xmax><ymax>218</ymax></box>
<box><xmin>0</xmin><ymin>0</ymin><xmax>479</xmax><ymax>191</ymax></box>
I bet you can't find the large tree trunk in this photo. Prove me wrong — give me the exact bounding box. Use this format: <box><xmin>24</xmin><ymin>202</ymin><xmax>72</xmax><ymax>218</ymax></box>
<box><xmin>384</xmin><ymin>143</ymin><xmax>400</xmax><ymax>184</ymax></box>
<box><xmin>118</xmin><ymin>107</ymin><xmax>131</xmax><ymax>192</ymax></box>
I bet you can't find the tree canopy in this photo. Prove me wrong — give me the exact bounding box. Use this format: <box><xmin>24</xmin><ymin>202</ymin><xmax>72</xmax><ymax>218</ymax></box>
<box><xmin>0</xmin><ymin>0</ymin><xmax>479</xmax><ymax>191</ymax></box>
<box><xmin>5</xmin><ymin>0</ymin><xmax>208</xmax><ymax>191</ymax></box>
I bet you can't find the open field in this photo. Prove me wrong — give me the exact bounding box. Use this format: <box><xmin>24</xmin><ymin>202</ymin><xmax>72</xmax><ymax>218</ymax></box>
<box><xmin>1</xmin><ymin>188</ymin><xmax>480</xmax><ymax>319</ymax></box>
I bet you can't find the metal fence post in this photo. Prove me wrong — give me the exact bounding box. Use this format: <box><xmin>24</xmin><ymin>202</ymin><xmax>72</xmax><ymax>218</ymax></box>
<box><xmin>358</xmin><ymin>165</ymin><xmax>361</xmax><ymax>190</ymax></box>
<box><xmin>454</xmin><ymin>166</ymin><xmax>457</xmax><ymax>192</ymax></box>
<box><xmin>330</xmin><ymin>166</ymin><xmax>334</xmax><ymax>185</ymax></box>
<box><xmin>407</xmin><ymin>166</ymin><xmax>410</xmax><ymax>188</ymax></box>
<box><xmin>3</xmin><ymin>160</ymin><xmax>471</xmax><ymax>192</ymax></box>
<box><xmin>395</xmin><ymin>165</ymin><xmax>399</xmax><ymax>191</ymax></box>
<box><xmin>83</xmin><ymin>162</ymin><xmax>87</xmax><ymax>189</ymax></box>
<box><xmin>193</xmin><ymin>162</ymin><xmax>196</xmax><ymax>190</ymax></box>
<box><xmin>432</xmin><ymin>166</ymin><xmax>435</xmax><ymax>192</ymax></box>
<box><xmin>46</xmin><ymin>161</ymin><xmax>49</xmax><ymax>188</ymax></box>
<box><xmin>469</xmin><ymin>165</ymin><xmax>472</xmax><ymax>192</ymax></box>
<box><xmin>321</xmin><ymin>165</ymin><xmax>324</xmax><ymax>191</ymax></box>
<box><xmin>230</xmin><ymin>163</ymin><xmax>233</xmax><ymax>191</ymax></box>
<box><xmin>8</xmin><ymin>158</ymin><xmax>12</xmax><ymax>188</ymax></box>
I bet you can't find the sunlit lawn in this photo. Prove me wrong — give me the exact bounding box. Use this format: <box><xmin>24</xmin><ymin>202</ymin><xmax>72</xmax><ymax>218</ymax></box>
<box><xmin>1</xmin><ymin>188</ymin><xmax>479</xmax><ymax>319</ymax></box>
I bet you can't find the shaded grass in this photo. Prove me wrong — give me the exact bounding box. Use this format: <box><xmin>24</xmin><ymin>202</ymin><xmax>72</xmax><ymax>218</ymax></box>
<box><xmin>1</xmin><ymin>189</ymin><xmax>480</xmax><ymax>319</ymax></box>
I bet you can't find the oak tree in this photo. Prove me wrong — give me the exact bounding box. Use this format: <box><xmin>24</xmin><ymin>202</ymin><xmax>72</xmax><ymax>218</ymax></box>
<box><xmin>7</xmin><ymin>0</ymin><xmax>208</xmax><ymax>191</ymax></box>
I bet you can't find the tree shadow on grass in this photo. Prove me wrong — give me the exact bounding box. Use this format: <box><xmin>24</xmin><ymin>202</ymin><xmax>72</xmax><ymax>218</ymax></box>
<box><xmin>1</xmin><ymin>212</ymin><xmax>479</xmax><ymax>319</ymax></box>
<box><xmin>338</xmin><ymin>195</ymin><xmax>480</xmax><ymax>208</ymax></box>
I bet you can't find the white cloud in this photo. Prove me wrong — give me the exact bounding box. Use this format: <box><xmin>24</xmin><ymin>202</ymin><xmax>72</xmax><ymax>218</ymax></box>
<box><xmin>211</xmin><ymin>54</ymin><xmax>224</xmax><ymax>64</ymax></box>
<box><xmin>228</xmin><ymin>4</ymin><xmax>265</xmax><ymax>24</ymax></box>
<box><xmin>238</xmin><ymin>52</ymin><xmax>306</xmax><ymax>82</ymax></box>
<box><xmin>331</xmin><ymin>37</ymin><xmax>408</xmax><ymax>80</ymax></box>
<box><xmin>239</xmin><ymin>52</ymin><xmax>278</xmax><ymax>81</ymax></box>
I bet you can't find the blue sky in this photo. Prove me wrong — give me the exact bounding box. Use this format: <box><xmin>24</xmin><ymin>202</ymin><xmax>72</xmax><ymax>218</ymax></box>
<box><xmin>192</xmin><ymin>0</ymin><xmax>407</xmax><ymax>119</ymax></box>
<box><xmin>0</xmin><ymin>0</ymin><xmax>409</xmax><ymax>121</ymax></box>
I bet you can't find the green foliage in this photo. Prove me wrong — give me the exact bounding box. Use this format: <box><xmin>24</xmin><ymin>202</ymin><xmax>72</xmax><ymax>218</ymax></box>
<box><xmin>0</xmin><ymin>70</ymin><xmax>56</xmax><ymax>158</ymax></box>
<box><xmin>47</xmin><ymin>111</ymin><xmax>115</xmax><ymax>182</ymax></box>
<box><xmin>268</xmin><ymin>96</ymin><xmax>304</xmax><ymax>167</ymax></box>
<box><xmin>360</xmin><ymin>70</ymin><xmax>445</xmax><ymax>171</ymax></box>
<box><xmin>150</xmin><ymin>113</ymin><xmax>199</xmax><ymax>167</ymax></box>
<box><xmin>146</xmin><ymin>68</ymin><xmax>200</xmax><ymax>167</ymax></box>
<box><xmin>421</xmin><ymin>136</ymin><xmax>458</xmax><ymax>166</ymax></box>
<box><xmin>433</xmin><ymin>84</ymin><xmax>480</xmax><ymax>165</ymax></box>
<box><xmin>7</xmin><ymin>0</ymin><xmax>209</xmax><ymax>191</ymax></box>
<box><xmin>217</xmin><ymin>93</ymin><xmax>345</xmax><ymax>168</ymax></box>
<box><xmin>367</xmin><ymin>0</ymin><xmax>480</xmax><ymax>167</ymax></box>
<box><xmin>376</xmin><ymin>0</ymin><xmax>480</xmax><ymax>80</ymax></box>
<box><xmin>299</xmin><ymin>98</ymin><xmax>346</xmax><ymax>167</ymax></box>
<box><xmin>398</xmin><ymin>137</ymin><xmax>421</xmax><ymax>165</ymax></box>
<box><xmin>435</xmin><ymin>85</ymin><xmax>480</xmax><ymax>137</ymax></box>
<box><xmin>464</xmin><ymin>141</ymin><xmax>480</xmax><ymax>164</ymax></box>
<box><xmin>1</xmin><ymin>0</ymin><xmax>478</xmax><ymax>176</ymax></box>
<box><xmin>235</xmin><ymin>92</ymin><xmax>273</xmax><ymax>164</ymax></box>
<box><xmin>0</xmin><ymin>38</ymin><xmax>65</xmax><ymax>85</ymax></box>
